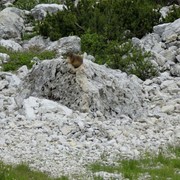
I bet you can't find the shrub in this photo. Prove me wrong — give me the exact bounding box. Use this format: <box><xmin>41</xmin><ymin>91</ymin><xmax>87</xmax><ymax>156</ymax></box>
<box><xmin>81</xmin><ymin>32</ymin><xmax>107</xmax><ymax>57</ymax></box>
<box><xmin>37</xmin><ymin>0</ymin><xmax>161</xmax><ymax>41</ymax></box>
<box><xmin>104</xmin><ymin>41</ymin><xmax>158</xmax><ymax>81</ymax></box>
<box><xmin>38</xmin><ymin>10</ymin><xmax>78</xmax><ymax>41</ymax></box>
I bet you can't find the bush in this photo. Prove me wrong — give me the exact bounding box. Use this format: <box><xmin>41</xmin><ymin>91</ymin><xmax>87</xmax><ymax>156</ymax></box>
<box><xmin>38</xmin><ymin>10</ymin><xmax>77</xmax><ymax>41</ymax></box>
<box><xmin>105</xmin><ymin>41</ymin><xmax>158</xmax><ymax>80</ymax></box>
<box><xmin>81</xmin><ymin>32</ymin><xmax>107</xmax><ymax>57</ymax></box>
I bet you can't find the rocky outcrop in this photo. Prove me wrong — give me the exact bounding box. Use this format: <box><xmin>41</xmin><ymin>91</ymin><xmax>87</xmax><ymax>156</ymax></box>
<box><xmin>16</xmin><ymin>57</ymin><xmax>146</xmax><ymax>119</ymax></box>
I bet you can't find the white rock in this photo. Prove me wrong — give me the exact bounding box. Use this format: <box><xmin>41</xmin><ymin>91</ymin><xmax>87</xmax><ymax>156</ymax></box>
<box><xmin>162</xmin><ymin>19</ymin><xmax>180</xmax><ymax>43</ymax></box>
<box><xmin>0</xmin><ymin>39</ymin><xmax>23</xmax><ymax>52</ymax></box>
<box><xmin>17</xmin><ymin>65</ymin><xmax>29</xmax><ymax>79</ymax></box>
<box><xmin>0</xmin><ymin>53</ymin><xmax>10</xmax><ymax>64</ymax></box>
<box><xmin>23</xmin><ymin>97</ymin><xmax>39</xmax><ymax>120</ymax></box>
<box><xmin>176</xmin><ymin>55</ymin><xmax>180</xmax><ymax>62</ymax></box>
<box><xmin>153</xmin><ymin>23</ymin><xmax>170</xmax><ymax>36</ymax></box>
<box><xmin>161</xmin><ymin>105</ymin><xmax>175</xmax><ymax>114</ymax></box>
<box><xmin>160</xmin><ymin>49</ymin><xmax>176</xmax><ymax>62</ymax></box>
<box><xmin>0</xmin><ymin>7</ymin><xmax>25</xmax><ymax>39</ymax></box>
<box><xmin>31</xmin><ymin>4</ymin><xmax>66</xmax><ymax>20</ymax></box>
<box><xmin>46</xmin><ymin>36</ymin><xmax>81</xmax><ymax>55</ymax></box>
<box><xmin>22</xmin><ymin>35</ymin><xmax>51</xmax><ymax>50</ymax></box>
<box><xmin>0</xmin><ymin>80</ymin><xmax>8</xmax><ymax>90</ymax></box>
<box><xmin>170</xmin><ymin>64</ymin><xmax>180</xmax><ymax>77</ymax></box>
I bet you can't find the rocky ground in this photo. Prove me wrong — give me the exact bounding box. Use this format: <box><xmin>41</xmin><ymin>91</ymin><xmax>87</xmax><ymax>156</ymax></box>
<box><xmin>0</xmin><ymin>1</ymin><xmax>180</xmax><ymax>179</ymax></box>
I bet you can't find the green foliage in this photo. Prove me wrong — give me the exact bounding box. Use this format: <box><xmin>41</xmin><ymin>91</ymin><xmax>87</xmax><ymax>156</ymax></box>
<box><xmin>37</xmin><ymin>0</ymin><xmax>161</xmax><ymax>41</ymax></box>
<box><xmin>81</xmin><ymin>31</ymin><xmax>107</xmax><ymax>57</ymax></box>
<box><xmin>163</xmin><ymin>5</ymin><xmax>180</xmax><ymax>23</ymax></box>
<box><xmin>38</xmin><ymin>10</ymin><xmax>77</xmax><ymax>41</ymax></box>
<box><xmin>0</xmin><ymin>46</ymin><xmax>56</xmax><ymax>71</ymax></box>
<box><xmin>0</xmin><ymin>162</ymin><xmax>69</xmax><ymax>180</ymax></box>
<box><xmin>90</xmin><ymin>146</ymin><xmax>180</xmax><ymax>180</ymax></box>
<box><xmin>14</xmin><ymin>0</ymin><xmax>61</xmax><ymax>10</ymax></box>
<box><xmin>105</xmin><ymin>42</ymin><xmax>158</xmax><ymax>81</ymax></box>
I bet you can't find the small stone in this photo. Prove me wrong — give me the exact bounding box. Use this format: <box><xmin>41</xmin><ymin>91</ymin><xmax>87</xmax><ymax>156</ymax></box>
<box><xmin>161</xmin><ymin>105</ymin><xmax>175</xmax><ymax>114</ymax></box>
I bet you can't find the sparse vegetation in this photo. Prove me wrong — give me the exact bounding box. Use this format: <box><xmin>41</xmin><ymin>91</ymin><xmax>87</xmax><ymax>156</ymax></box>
<box><xmin>0</xmin><ymin>162</ymin><xmax>68</xmax><ymax>180</ymax></box>
<box><xmin>90</xmin><ymin>146</ymin><xmax>180</xmax><ymax>180</ymax></box>
<box><xmin>0</xmin><ymin>46</ymin><xmax>56</xmax><ymax>71</ymax></box>
<box><xmin>1</xmin><ymin>146</ymin><xmax>179</xmax><ymax>180</ymax></box>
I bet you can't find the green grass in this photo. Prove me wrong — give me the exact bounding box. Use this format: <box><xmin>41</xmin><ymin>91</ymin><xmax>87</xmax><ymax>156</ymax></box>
<box><xmin>0</xmin><ymin>162</ymin><xmax>68</xmax><ymax>180</ymax></box>
<box><xmin>0</xmin><ymin>46</ymin><xmax>56</xmax><ymax>71</ymax></box>
<box><xmin>90</xmin><ymin>146</ymin><xmax>180</xmax><ymax>180</ymax></box>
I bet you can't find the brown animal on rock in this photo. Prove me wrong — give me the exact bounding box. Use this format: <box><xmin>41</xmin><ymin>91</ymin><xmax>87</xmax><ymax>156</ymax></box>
<box><xmin>66</xmin><ymin>52</ymin><xmax>83</xmax><ymax>68</ymax></box>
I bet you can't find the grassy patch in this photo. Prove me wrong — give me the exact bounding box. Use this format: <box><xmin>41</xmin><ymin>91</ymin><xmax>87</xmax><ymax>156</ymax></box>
<box><xmin>0</xmin><ymin>46</ymin><xmax>56</xmax><ymax>71</ymax></box>
<box><xmin>0</xmin><ymin>162</ymin><xmax>68</xmax><ymax>180</ymax></box>
<box><xmin>90</xmin><ymin>146</ymin><xmax>180</xmax><ymax>180</ymax></box>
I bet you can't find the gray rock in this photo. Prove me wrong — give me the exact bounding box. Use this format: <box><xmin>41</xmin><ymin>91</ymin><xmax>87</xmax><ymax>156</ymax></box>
<box><xmin>160</xmin><ymin>49</ymin><xmax>176</xmax><ymax>62</ymax></box>
<box><xmin>17</xmin><ymin>65</ymin><xmax>29</xmax><ymax>79</ymax></box>
<box><xmin>153</xmin><ymin>23</ymin><xmax>170</xmax><ymax>37</ymax></box>
<box><xmin>0</xmin><ymin>7</ymin><xmax>25</xmax><ymax>40</ymax></box>
<box><xmin>170</xmin><ymin>64</ymin><xmax>180</xmax><ymax>76</ymax></box>
<box><xmin>141</xmin><ymin>33</ymin><xmax>161</xmax><ymax>51</ymax></box>
<box><xmin>176</xmin><ymin>55</ymin><xmax>180</xmax><ymax>62</ymax></box>
<box><xmin>0</xmin><ymin>80</ymin><xmax>8</xmax><ymax>90</ymax></box>
<box><xmin>0</xmin><ymin>39</ymin><xmax>23</xmax><ymax>52</ymax></box>
<box><xmin>31</xmin><ymin>4</ymin><xmax>65</xmax><ymax>20</ymax></box>
<box><xmin>46</xmin><ymin>36</ymin><xmax>81</xmax><ymax>55</ymax></box>
<box><xmin>162</xmin><ymin>18</ymin><xmax>180</xmax><ymax>43</ymax></box>
<box><xmin>0</xmin><ymin>53</ymin><xmax>10</xmax><ymax>64</ymax></box>
<box><xmin>23</xmin><ymin>35</ymin><xmax>51</xmax><ymax>50</ymax></box>
<box><xmin>16</xmin><ymin>57</ymin><xmax>146</xmax><ymax>119</ymax></box>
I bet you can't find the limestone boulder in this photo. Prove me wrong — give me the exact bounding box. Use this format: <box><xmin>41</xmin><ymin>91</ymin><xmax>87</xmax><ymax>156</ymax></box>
<box><xmin>16</xmin><ymin>58</ymin><xmax>146</xmax><ymax>119</ymax></box>
<box><xmin>31</xmin><ymin>4</ymin><xmax>66</xmax><ymax>20</ymax></box>
<box><xmin>22</xmin><ymin>35</ymin><xmax>51</xmax><ymax>51</ymax></box>
<box><xmin>46</xmin><ymin>36</ymin><xmax>81</xmax><ymax>55</ymax></box>
<box><xmin>0</xmin><ymin>7</ymin><xmax>25</xmax><ymax>40</ymax></box>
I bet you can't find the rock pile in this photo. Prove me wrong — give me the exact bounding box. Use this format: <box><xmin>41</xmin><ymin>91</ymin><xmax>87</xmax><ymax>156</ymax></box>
<box><xmin>0</xmin><ymin>1</ymin><xmax>179</xmax><ymax>179</ymax></box>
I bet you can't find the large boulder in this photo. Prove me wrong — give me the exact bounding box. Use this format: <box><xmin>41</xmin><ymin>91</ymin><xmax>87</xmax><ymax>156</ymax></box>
<box><xmin>23</xmin><ymin>35</ymin><xmax>81</xmax><ymax>55</ymax></box>
<box><xmin>31</xmin><ymin>4</ymin><xmax>65</xmax><ymax>20</ymax></box>
<box><xmin>162</xmin><ymin>18</ymin><xmax>180</xmax><ymax>43</ymax></box>
<box><xmin>15</xmin><ymin>57</ymin><xmax>146</xmax><ymax>119</ymax></box>
<box><xmin>0</xmin><ymin>7</ymin><xmax>25</xmax><ymax>40</ymax></box>
<box><xmin>22</xmin><ymin>35</ymin><xmax>51</xmax><ymax>50</ymax></box>
<box><xmin>46</xmin><ymin>36</ymin><xmax>81</xmax><ymax>55</ymax></box>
